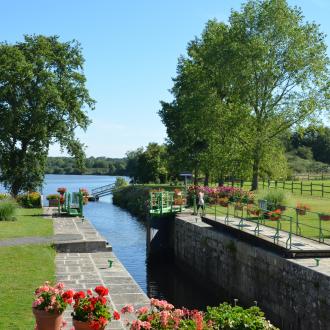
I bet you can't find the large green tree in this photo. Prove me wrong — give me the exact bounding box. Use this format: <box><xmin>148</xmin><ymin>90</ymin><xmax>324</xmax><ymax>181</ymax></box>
<box><xmin>161</xmin><ymin>0</ymin><xmax>329</xmax><ymax>189</ymax></box>
<box><xmin>0</xmin><ymin>35</ymin><xmax>95</xmax><ymax>196</ymax></box>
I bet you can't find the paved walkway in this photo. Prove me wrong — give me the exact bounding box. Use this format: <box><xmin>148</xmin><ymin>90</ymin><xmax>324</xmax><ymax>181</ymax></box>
<box><xmin>49</xmin><ymin>207</ymin><xmax>149</xmax><ymax>329</ymax></box>
<box><xmin>0</xmin><ymin>236</ymin><xmax>53</xmax><ymax>247</ymax></box>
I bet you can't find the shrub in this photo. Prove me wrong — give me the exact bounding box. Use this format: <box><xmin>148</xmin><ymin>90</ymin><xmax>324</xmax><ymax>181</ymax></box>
<box><xmin>0</xmin><ymin>193</ymin><xmax>10</xmax><ymax>200</ymax></box>
<box><xmin>259</xmin><ymin>190</ymin><xmax>286</xmax><ymax>210</ymax></box>
<box><xmin>205</xmin><ymin>303</ymin><xmax>278</xmax><ymax>329</ymax></box>
<box><xmin>113</xmin><ymin>177</ymin><xmax>128</xmax><ymax>190</ymax></box>
<box><xmin>17</xmin><ymin>192</ymin><xmax>41</xmax><ymax>208</ymax></box>
<box><xmin>46</xmin><ymin>194</ymin><xmax>60</xmax><ymax>200</ymax></box>
<box><xmin>0</xmin><ymin>198</ymin><xmax>17</xmax><ymax>221</ymax></box>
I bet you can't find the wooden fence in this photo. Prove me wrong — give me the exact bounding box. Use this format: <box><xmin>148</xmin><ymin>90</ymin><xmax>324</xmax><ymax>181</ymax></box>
<box><xmin>224</xmin><ymin>179</ymin><xmax>330</xmax><ymax>198</ymax></box>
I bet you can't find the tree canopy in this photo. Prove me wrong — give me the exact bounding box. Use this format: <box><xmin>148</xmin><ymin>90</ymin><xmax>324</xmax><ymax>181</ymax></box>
<box><xmin>0</xmin><ymin>35</ymin><xmax>95</xmax><ymax>195</ymax></box>
<box><xmin>160</xmin><ymin>0</ymin><xmax>330</xmax><ymax>189</ymax></box>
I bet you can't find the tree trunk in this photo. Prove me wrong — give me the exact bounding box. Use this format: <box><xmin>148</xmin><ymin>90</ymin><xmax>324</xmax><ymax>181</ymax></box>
<box><xmin>251</xmin><ymin>156</ymin><xmax>260</xmax><ymax>191</ymax></box>
<box><xmin>204</xmin><ymin>172</ymin><xmax>209</xmax><ymax>186</ymax></box>
<box><xmin>193</xmin><ymin>168</ymin><xmax>198</xmax><ymax>185</ymax></box>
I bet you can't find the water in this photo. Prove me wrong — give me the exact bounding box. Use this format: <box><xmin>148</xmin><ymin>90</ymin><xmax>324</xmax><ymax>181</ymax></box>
<box><xmin>43</xmin><ymin>175</ymin><xmax>223</xmax><ymax>309</ymax></box>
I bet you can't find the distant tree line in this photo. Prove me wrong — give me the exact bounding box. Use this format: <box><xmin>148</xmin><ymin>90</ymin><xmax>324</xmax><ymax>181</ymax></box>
<box><xmin>46</xmin><ymin>157</ymin><xmax>127</xmax><ymax>176</ymax></box>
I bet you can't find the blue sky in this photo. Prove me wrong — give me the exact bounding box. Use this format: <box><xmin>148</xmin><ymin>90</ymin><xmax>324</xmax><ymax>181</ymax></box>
<box><xmin>1</xmin><ymin>0</ymin><xmax>330</xmax><ymax>157</ymax></box>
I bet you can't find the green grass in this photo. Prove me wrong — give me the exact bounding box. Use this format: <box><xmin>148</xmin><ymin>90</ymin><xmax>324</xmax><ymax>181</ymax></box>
<box><xmin>205</xmin><ymin>191</ymin><xmax>330</xmax><ymax>240</ymax></box>
<box><xmin>0</xmin><ymin>244</ymin><xmax>55</xmax><ymax>330</ymax></box>
<box><xmin>0</xmin><ymin>208</ymin><xmax>53</xmax><ymax>240</ymax></box>
<box><xmin>224</xmin><ymin>179</ymin><xmax>330</xmax><ymax>198</ymax></box>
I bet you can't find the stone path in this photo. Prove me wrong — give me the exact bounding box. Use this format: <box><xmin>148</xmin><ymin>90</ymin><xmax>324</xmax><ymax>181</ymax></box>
<box><xmin>0</xmin><ymin>236</ymin><xmax>53</xmax><ymax>247</ymax></box>
<box><xmin>49</xmin><ymin>207</ymin><xmax>149</xmax><ymax>329</ymax></box>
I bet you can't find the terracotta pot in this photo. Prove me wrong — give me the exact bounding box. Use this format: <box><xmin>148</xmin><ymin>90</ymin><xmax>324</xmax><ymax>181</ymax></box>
<box><xmin>296</xmin><ymin>208</ymin><xmax>306</xmax><ymax>215</ymax></box>
<box><xmin>319</xmin><ymin>214</ymin><xmax>330</xmax><ymax>221</ymax></box>
<box><xmin>33</xmin><ymin>308</ymin><xmax>63</xmax><ymax>330</ymax></box>
<box><xmin>73</xmin><ymin>319</ymin><xmax>105</xmax><ymax>330</ymax></box>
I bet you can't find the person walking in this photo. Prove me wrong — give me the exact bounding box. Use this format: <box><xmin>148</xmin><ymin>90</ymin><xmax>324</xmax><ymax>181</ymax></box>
<box><xmin>197</xmin><ymin>190</ymin><xmax>205</xmax><ymax>215</ymax></box>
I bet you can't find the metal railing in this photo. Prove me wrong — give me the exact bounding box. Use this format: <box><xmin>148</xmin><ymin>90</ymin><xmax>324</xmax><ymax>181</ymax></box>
<box><xmin>198</xmin><ymin>199</ymin><xmax>330</xmax><ymax>249</ymax></box>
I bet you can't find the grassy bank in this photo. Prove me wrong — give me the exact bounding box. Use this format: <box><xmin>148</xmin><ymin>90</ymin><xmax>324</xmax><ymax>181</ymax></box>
<box><xmin>0</xmin><ymin>244</ymin><xmax>55</xmax><ymax>330</ymax></box>
<box><xmin>0</xmin><ymin>208</ymin><xmax>53</xmax><ymax>240</ymax></box>
<box><xmin>0</xmin><ymin>207</ymin><xmax>55</xmax><ymax>329</ymax></box>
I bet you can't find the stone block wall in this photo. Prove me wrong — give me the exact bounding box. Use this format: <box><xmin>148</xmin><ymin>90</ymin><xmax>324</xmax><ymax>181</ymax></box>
<box><xmin>173</xmin><ymin>216</ymin><xmax>330</xmax><ymax>330</ymax></box>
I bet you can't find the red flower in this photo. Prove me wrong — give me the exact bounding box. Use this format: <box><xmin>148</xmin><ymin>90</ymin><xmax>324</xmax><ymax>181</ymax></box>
<box><xmin>90</xmin><ymin>320</ymin><xmax>100</xmax><ymax>330</ymax></box>
<box><xmin>99</xmin><ymin>316</ymin><xmax>108</xmax><ymax>325</ymax></box>
<box><xmin>98</xmin><ymin>296</ymin><xmax>107</xmax><ymax>305</ymax></box>
<box><xmin>94</xmin><ymin>286</ymin><xmax>109</xmax><ymax>296</ymax></box>
<box><xmin>113</xmin><ymin>311</ymin><xmax>120</xmax><ymax>320</ymax></box>
<box><xmin>73</xmin><ymin>291</ymin><xmax>85</xmax><ymax>300</ymax></box>
<box><xmin>62</xmin><ymin>290</ymin><xmax>74</xmax><ymax>299</ymax></box>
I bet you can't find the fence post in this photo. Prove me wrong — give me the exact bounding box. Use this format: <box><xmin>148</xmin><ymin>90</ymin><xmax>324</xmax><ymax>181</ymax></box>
<box><xmin>240</xmin><ymin>179</ymin><xmax>243</xmax><ymax>188</ymax></box>
<box><xmin>322</xmin><ymin>183</ymin><xmax>324</xmax><ymax>198</ymax></box>
<box><xmin>291</xmin><ymin>181</ymin><xmax>293</xmax><ymax>193</ymax></box>
<box><xmin>301</xmin><ymin>181</ymin><xmax>303</xmax><ymax>195</ymax></box>
<box><xmin>283</xmin><ymin>181</ymin><xmax>285</xmax><ymax>190</ymax></box>
<box><xmin>268</xmin><ymin>179</ymin><xmax>270</xmax><ymax>188</ymax></box>
<box><xmin>263</xmin><ymin>180</ymin><xmax>265</xmax><ymax>189</ymax></box>
<box><xmin>275</xmin><ymin>180</ymin><xmax>277</xmax><ymax>189</ymax></box>
<box><xmin>311</xmin><ymin>182</ymin><xmax>312</xmax><ymax>196</ymax></box>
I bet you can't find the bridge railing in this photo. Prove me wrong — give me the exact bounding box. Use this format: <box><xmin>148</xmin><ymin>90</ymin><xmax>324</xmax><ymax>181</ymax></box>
<box><xmin>91</xmin><ymin>183</ymin><xmax>115</xmax><ymax>196</ymax></box>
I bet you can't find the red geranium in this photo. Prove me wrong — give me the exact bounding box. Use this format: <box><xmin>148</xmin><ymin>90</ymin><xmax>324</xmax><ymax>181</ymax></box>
<box><xmin>94</xmin><ymin>286</ymin><xmax>109</xmax><ymax>296</ymax></box>
<box><xmin>72</xmin><ymin>286</ymin><xmax>118</xmax><ymax>329</ymax></box>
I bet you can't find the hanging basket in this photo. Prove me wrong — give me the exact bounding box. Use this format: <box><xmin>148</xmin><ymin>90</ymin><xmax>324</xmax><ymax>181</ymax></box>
<box><xmin>33</xmin><ymin>308</ymin><xmax>63</xmax><ymax>330</ymax></box>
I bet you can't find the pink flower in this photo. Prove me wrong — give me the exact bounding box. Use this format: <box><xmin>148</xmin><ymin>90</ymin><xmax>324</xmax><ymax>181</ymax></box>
<box><xmin>121</xmin><ymin>304</ymin><xmax>134</xmax><ymax>314</ymax></box>
<box><xmin>137</xmin><ymin>306</ymin><xmax>149</xmax><ymax>315</ymax></box>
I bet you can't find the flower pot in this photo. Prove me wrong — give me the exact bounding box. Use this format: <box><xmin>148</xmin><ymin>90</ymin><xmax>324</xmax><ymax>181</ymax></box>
<box><xmin>33</xmin><ymin>308</ymin><xmax>63</xmax><ymax>330</ymax></box>
<box><xmin>270</xmin><ymin>215</ymin><xmax>281</xmax><ymax>221</ymax></box>
<box><xmin>73</xmin><ymin>320</ymin><xmax>105</xmax><ymax>330</ymax></box>
<box><xmin>296</xmin><ymin>208</ymin><xmax>306</xmax><ymax>216</ymax></box>
<box><xmin>48</xmin><ymin>199</ymin><xmax>59</xmax><ymax>207</ymax></box>
<box><xmin>278</xmin><ymin>205</ymin><xmax>286</xmax><ymax>211</ymax></box>
<box><xmin>319</xmin><ymin>214</ymin><xmax>330</xmax><ymax>221</ymax></box>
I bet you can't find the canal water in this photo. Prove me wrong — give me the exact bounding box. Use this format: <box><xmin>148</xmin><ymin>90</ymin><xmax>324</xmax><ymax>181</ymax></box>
<box><xmin>43</xmin><ymin>174</ymin><xmax>224</xmax><ymax>309</ymax></box>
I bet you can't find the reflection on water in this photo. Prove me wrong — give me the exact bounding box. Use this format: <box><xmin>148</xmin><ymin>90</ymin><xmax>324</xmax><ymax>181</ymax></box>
<box><xmin>44</xmin><ymin>175</ymin><xmax>225</xmax><ymax>308</ymax></box>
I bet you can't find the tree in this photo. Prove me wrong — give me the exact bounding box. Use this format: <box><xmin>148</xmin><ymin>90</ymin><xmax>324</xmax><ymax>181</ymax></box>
<box><xmin>0</xmin><ymin>35</ymin><xmax>95</xmax><ymax>195</ymax></box>
<box><xmin>161</xmin><ymin>0</ymin><xmax>329</xmax><ymax>189</ymax></box>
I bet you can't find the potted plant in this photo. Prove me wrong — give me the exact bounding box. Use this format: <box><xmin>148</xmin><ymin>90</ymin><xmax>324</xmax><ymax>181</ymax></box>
<box><xmin>296</xmin><ymin>203</ymin><xmax>310</xmax><ymax>215</ymax></box>
<box><xmin>268</xmin><ymin>209</ymin><xmax>282</xmax><ymax>221</ymax></box>
<box><xmin>46</xmin><ymin>194</ymin><xmax>60</xmax><ymax>207</ymax></box>
<box><xmin>79</xmin><ymin>188</ymin><xmax>89</xmax><ymax>205</ymax></box>
<box><xmin>319</xmin><ymin>213</ymin><xmax>330</xmax><ymax>221</ymax></box>
<box><xmin>72</xmin><ymin>286</ymin><xmax>120</xmax><ymax>330</ymax></box>
<box><xmin>122</xmin><ymin>298</ymin><xmax>206</xmax><ymax>330</ymax></box>
<box><xmin>234</xmin><ymin>201</ymin><xmax>243</xmax><ymax>211</ymax></box>
<box><xmin>247</xmin><ymin>204</ymin><xmax>261</xmax><ymax>216</ymax></box>
<box><xmin>32</xmin><ymin>282</ymin><xmax>73</xmax><ymax>330</ymax></box>
<box><xmin>219</xmin><ymin>197</ymin><xmax>229</xmax><ymax>207</ymax></box>
<box><xmin>57</xmin><ymin>187</ymin><xmax>67</xmax><ymax>195</ymax></box>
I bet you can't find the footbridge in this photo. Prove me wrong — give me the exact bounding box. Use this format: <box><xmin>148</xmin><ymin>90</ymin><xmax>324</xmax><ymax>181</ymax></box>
<box><xmin>91</xmin><ymin>183</ymin><xmax>115</xmax><ymax>198</ymax></box>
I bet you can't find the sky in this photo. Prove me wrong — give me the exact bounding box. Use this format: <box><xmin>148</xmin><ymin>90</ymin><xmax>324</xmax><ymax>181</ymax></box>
<box><xmin>1</xmin><ymin>0</ymin><xmax>330</xmax><ymax>158</ymax></box>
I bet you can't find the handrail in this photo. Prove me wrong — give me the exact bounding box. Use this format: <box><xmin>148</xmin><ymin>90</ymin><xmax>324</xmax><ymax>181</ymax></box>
<box><xmin>91</xmin><ymin>183</ymin><xmax>115</xmax><ymax>196</ymax></box>
<box><xmin>202</xmin><ymin>198</ymin><xmax>330</xmax><ymax>248</ymax></box>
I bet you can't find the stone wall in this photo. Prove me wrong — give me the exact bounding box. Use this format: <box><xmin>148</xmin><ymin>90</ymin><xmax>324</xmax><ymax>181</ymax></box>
<box><xmin>173</xmin><ymin>216</ymin><xmax>330</xmax><ymax>330</ymax></box>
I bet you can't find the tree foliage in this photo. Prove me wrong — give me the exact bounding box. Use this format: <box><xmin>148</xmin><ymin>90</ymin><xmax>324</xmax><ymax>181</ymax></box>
<box><xmin>160</xmin><ymin>0</ymin><xmax>330</xmax><ymax>189</ymax></box>
<box><xmin>0</xmin><ymin>35</ymin><xmax>95</xmax><ymax>195</ymax></box>
<box><xmin>126</xmin><ymin>143</ymin><xmax>168</xmax><ymax>183</ymax></box>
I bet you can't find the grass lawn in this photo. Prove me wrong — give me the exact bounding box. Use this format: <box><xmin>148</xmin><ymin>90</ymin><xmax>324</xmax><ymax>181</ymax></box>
<box><xmin>0</xmin><ymin>208</ymin><xmax>53</xmax><ymax>240</ymax></box>
<box><xmin>205</xmin><ymin>191</ymin><xmax>330</xmax><ymax>240</ymax></box>
<box><xmin>0</xmin><ymin>244</ymin><xmax>55</xmax><ymax>330</ymax></box>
